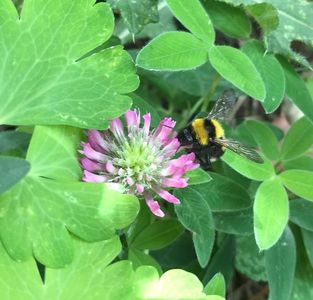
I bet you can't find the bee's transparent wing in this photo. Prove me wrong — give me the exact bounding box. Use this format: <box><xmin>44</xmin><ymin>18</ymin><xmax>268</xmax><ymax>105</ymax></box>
<box><xmin>214</xmin><ymin>138</ymin><xmax>264</xmax><ymax>163</ymax></box>
<box><xmin>207</xmin><ymin>89</ymin><xmax>236</xmax><ymax>120</ymax></box>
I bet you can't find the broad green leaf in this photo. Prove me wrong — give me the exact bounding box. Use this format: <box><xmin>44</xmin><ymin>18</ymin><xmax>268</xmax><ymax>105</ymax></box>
<box><xmin>115</xmin><ymin>2</ymin><xmax>176</xmax><ymax>44</ymax></box>
<box><xmin>266</xmin><ymin>0</ymin><xmax>313</xmax><ymax>68</ymax></box>
<box><xmin>136</xmin><ymin>32</ymin><xmax>209</xmax><ymax>71</ymax></box>
<box><xmin>219</xmin><ymin>0</ymin><xmax>313</xmax><ymax>67</ymax></box>
<box><xmin>160</xmin><ymin>61</ymin><xmax>219</xmax><ymax>97</ymax></box>
<box><xmin>202</xmin><ymin>236</ymin><xmax>235</xmax><ymax>286</ymax></box>
<box><xmin>208</xmin><ymin>45</ymin><xmax>266</xmax><ymax>100</ymax></box>
<box><xmin>108</xmin><ymin>0</ymin><xmax>158</xmax><ymax>34</ymax></box>
<box><xmin>175</xmin><ymin>187</ymin><xmax>215</xmax><ymax>268</ymax></box>
<box><xmin>0</xmin><ymin>130</ymin><xmax>31</xmax><ymax>155</ymax></box>
<box><xmin>291</xmin><ymin>233</ymin><xmax>313</xmax><ymax>300</ymax></box>
<box><xmin>166</xmin><ymin>0</ymin><xmax>215</xmax><ymax>45</ymax></box>
<box><xmin>0</xmin><ymin>237</ymin><xmax>222</xmax><ymax>300</ymax></box>
<box><xmin>241</xmin><ymin>40</ymin><xmax>285</xmax><ymax>113</ymax></box>
<box><xmin>301</xmin><ymin>228</ymin><xmax>313</xmax><ymax>268</ymax></box>
<box><xmin>265</xmin><ymin>227</ymin><xmax>296</xmax><ymax>300</ymax></box>
<box><xmin>203</xmin><ymin>272</ymin><xmax>226</xmax><ymax>297</ymax></box>
<box><xmin>128</xmin><ymin>248</ymin><xmax>162</xmax><ymax>275</ymax></box>
<box><xmin>235</xmin><ymin>235</ymin><xmax>267</xmax><ymax>282</ymax></box>
<box><xmin>278</xmin><ymin>57</ymin><xmax>313</xmax><ymax>122</ymax></box>
<box><xmin>290</xmin><ymin>198</ymin><xmax>313</xmax><ymax>231</ymax></box>
<box><xmin>131</xmin><ymin>219</ymin><xmax>184</xmax><ymax>250</ymax></box>
<box><xmin>127</xmin><ymin>201</ymin><xmax>152</xmax><ymax>244</ymax></box>
<box><xmin>26</xmin><ymin>126</ymin><xmax>83</xmax><ymax>180</ymax></box>
<box><xmin>0</xmin><ymin>1</ymin><xmax>139</xmax><ymax>129</ymax></box>
<box><xmin>245</xmin><ymin>120</ymin><xmax>280</xmax><ymax>160</ymax></box>
<box><xmin>281</xmin><ymin>116</ymin><xmax>313</xmax><ymax>160</ymax></box>
<box><xmin>254</xmin><ymin>178</ymin><xmax>289</xmax><ymax>250</ymax></box>
<box><xmin>195</xmin><ymin>173</ymin><xmax>251</xmax><ymax>211</ymax></box>
<box><xmin>280</xmin><ymin>170</ymin><xmax>313</xmax><ymax>201</ymax></box>
<box><xmin>204</xmin><ymin>0</ymin><xmax>251</xmax><ymax>39</ymax></box>
<box><xmin>284</xmin><ymin>156</ymin><xmax>313</xmax><ymax>172</ymax></box>
<box><xmin>213</xmin><ymin>207</ymin><xmax>253</xmax><ymax>236</ymax></box>
<box><xmin>0</xmin><ymin>156</ymin><xmax>30</xmax><ymax>194</ymax></box>
<box><xmin>222</xmin><ymin>150</ymin><xmax>275</xmax><ymax>181</ymax></box>
<box><xmin>235</xmin><ymin>120</ymin><xmax>284</xmax><ymax>147</ymax></box>
<box><xmin>186</xmin><ymin>168</ymin><xmax>212</xmax><ymax>185</ymax></box>
<box><xmin>151</xmin><ymin>233</ymin><xmax>199</xmax><ymax>271</ymax></box>
<box><xmin>139</xmin><ymin>268</ymin><xmax>224</xmax><ymax>300</ymax></box>
<box><xmin>245</xmin><ymin>3</ymin><xmax>279</xmax><ymax>34</ymax></box>
<box><xmin>0</xmin><ymin>126</ymin><xmax>139</xmax><ymax>267</ymax></box>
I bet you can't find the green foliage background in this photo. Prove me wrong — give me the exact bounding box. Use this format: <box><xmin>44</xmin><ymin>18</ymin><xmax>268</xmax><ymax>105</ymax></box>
<box><xmin>1</xmin><ymin>0</ymin><xmax>313</xmax><ymax>299</ymax></box>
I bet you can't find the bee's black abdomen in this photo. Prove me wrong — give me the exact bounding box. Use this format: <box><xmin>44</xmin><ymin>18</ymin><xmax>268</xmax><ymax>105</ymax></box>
<box><xmin>204</xmin><ymin>119</ymin><xmax>216</xmax><ymax>139</ymax></box>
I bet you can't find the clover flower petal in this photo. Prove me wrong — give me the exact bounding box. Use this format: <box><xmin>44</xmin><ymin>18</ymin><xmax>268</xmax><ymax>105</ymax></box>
<box><xmin>80</xmin><ymin>110</ymin><xmax>199</xmax><ymax>217</ymax></box>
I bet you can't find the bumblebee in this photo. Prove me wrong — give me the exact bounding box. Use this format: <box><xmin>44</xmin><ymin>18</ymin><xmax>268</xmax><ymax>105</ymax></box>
<box><xmin>177</xmin><ymin>90</ymin><xmax>264</xmax><ymax>170</ymax></box>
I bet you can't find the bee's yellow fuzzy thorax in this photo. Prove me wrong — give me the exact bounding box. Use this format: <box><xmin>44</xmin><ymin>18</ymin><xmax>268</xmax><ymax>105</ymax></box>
<box><xmin>192</xmin><ymin>118</ymin><xmax>208</xmax><ymax>145</ymax></box>
<box><xmin>211</xmin><ymin>119</ymin><xmax>224</xmax><ymax>138</ymax></box>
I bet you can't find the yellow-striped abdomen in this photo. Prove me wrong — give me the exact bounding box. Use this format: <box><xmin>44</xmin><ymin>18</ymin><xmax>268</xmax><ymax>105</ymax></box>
<box><xmin>192</xmin><ymin>118</ymin><xmax>208</xmax><ymax>145</ymax></box>
<box><xmin>211</xmin><ymin>119</ymin><xmax>224</xmax><ymax>138</ymax></box>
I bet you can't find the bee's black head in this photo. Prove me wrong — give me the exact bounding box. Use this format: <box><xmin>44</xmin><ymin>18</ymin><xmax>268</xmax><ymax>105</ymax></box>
<box><xmin>177</xmin><ymin>128</ymin><xmax>194</xmax><ymax>146</ymax></box>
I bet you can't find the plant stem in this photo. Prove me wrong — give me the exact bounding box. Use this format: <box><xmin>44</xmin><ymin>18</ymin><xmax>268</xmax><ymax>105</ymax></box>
<box><xmin>201</xmin><ymin>74</ymin><xmax>221</xmax><ymax>112</ymax></box>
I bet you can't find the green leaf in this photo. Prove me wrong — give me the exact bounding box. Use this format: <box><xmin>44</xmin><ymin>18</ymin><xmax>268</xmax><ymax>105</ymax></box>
<box><xmin>216</xmin><ymin>0</ymin><xmax>313</xmax><ymax>68</ymax></box>
<box><xmin>245</xmin><ymin>3</ymin><xmax>279</xmax><ymax>34</ymax></box>
<box><xmin>254</xmin><ymin>178</ymin><xmax>289</xmax><ymax>250</ymax></box>
<box><xmin>235</xmin><ymin>235</ymin><xmax>267</xmax><ymax>282</ymax></box>
<box><xmin>175</xmin><ymin>187</ymin><xmax>215</xmax><ymax>268</ymax></box>
<box><xmin>186</xmin><ymin>168</ymin><xmax>212</xmax><ymax>185</ymax></box>
<box><xmin>0</xmin><ymin>0</ymin><xmax>138</xmax><ymax>129</ymax></box>
<box><xmin>195</xmin><ymin>172</ymin><xmax>251</xmax><ymax>211</ymax></box>
<box><xmin>158</xmin><ymin>61</ymin><xmax>218</xmax><ymax>97</ymax></box>
<box><xmin>278</xmin><ymin>57</ymin><xmax>313</xmax><ymax>122</ymax></box>
<box><xmin>116</xmin><ymin>3</ymin><xmax>176</xmax><ymax>44</ymax></box>
<box><xmin>208</xmin><ymin>45</ymin><xmax>266</xmax><ymax>100</ymax></box>
<box><xmin>204</xmin><ymin>0</ymin><xmax>251</xmax><ymax>39</ymax></box>
<box><xmin>136</xmin><ymin>31</ymin><xmax>209</xmax><ymax>71</ymax></box>
<box><xmin>291</xmin><ymin>232</ymin><xmax>313</xmax><ymax>300</ymax></box>
<box><xmin>0</xmin><ymin>236</ymin><xmax>221</xmax><ymax>300</ymax></box>
<box><xmin>266</xmin><ymin>0</ymin><xmax>313</xmax><ymax>68</ymax></box>
<box><xmin>245</xmin><ymin>120</ymin><xmax>280</xmax><ymax>160</ymax></box>
<box><xmin>284</xmin><ymin>156</ymin><xmax>313</xmax><ymax>172</ymax></box>
<box><xmin>290</xmin><ymin>198</ymin><xmax>313</xmax><ymax>231</ymax></box>
<box><xmin>0</xmin><ymin>126</ymin><xmax>139</xmax><ymax>267</ymax></box>
<box><xmin>281</xmin><ymin>116</ymin><xmax>313</xmax><ymax>160</ymax></box>
<box><xmin>127</xmin><ymin>201</ymin><xmax>152</xmax><ymax>244</ymax></box>
<box><xmin>222</xmin><ymin>149</ymin><xmax>275</xmax><ymax>181</ymax></box>
<box><xmin>166</xmin><ymin>0</ymin><xmax>215</xmax><ymax>46</ymax></box>
<box><xmin>265</xmin><ymin>227</ymin><xmax>296</xmax><ymax>300</ymax></box>
<box><xmin>202</xmin><ymin>236</ymin><xmax>235</xmax><ymax>286</ymax></box>
<box><xmin>131</xmin><ymin>219</ymin><xmax>184</xmax><ymax>250</ymax></box>
<box><xmin>203</xmin><ymin>272</ymin><xmax>226</xmax><ymax>297</ymax></box>
<box><xmin>213</xmin><ymin>207</ymin><xmax>253</xmax><ymax>236</ymax></box>
<box><xmin>0</xmin><ymin>156</ymin><xmax>30</xmax><ymax>194</ymax></box>
<box><xmin>0</xmin><ymin>130</ymin><xmax>31</xmax><ymax>155</ymax></box>
<box><xmin>280</xmin><ymin>170</ymin><xmax>313</xmax><ymax>201</ymax></box>
<box><xmin>151</xmin><ymin>233</ymin><xmax>198</xmax><ymax>271</ymax></box>
<box><xmin>108</xmin><ymin>0</ymin><xmax>158</xmax><ymax>34</ymax></box>
<box><xmin>301</xmin><ymin>228</ymin><xmax>313</xmax><ymax>268</ymax></box>
<box><xmin>138</xmin><ymin>268</ymin><xmax>225</xmax><ymax>300</ymax></box>
<box><xmin>241</xmin><ymin>40</ymin><xmax>285</xmax><ymax>113</ymax></box>
<box><xmin>128</xmin><ymin>248</ymin><xmax>162</xmax><ymax>275</ymax></box>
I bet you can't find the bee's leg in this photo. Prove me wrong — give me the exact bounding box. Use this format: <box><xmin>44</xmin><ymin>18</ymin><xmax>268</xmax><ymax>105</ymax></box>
<box><xmin>196</xmin><ymin>151</ymin><xmax>212</xmax><ymax>171</ymax></box>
